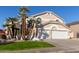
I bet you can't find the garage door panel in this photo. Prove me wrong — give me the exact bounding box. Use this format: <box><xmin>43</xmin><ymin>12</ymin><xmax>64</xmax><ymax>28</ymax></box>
<box><xmin>52</xmin><ymin>31</ymin><xmax>68</xmax><ymax>39</ymax></box>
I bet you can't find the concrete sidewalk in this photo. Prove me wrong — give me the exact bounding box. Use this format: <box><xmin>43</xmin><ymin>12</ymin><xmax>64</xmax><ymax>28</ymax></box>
<box><xmin>0</xmin><ymin>47</ymin><xmax>73</xmax><ymax>53</ymax></box>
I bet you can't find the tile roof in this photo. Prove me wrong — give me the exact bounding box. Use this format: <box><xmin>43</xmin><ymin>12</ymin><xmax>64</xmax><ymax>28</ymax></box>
<box><xmin>67</xmin><ymin>21</ymin><xmax>79</xmax><ymax>26</ymax></box>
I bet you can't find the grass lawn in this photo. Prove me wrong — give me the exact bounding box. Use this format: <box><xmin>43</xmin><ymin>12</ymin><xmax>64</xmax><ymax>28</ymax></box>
<box><xmin>0</xmin><ymin>41</ymin><xmax>55</xmax><ymax>51</ymax></box>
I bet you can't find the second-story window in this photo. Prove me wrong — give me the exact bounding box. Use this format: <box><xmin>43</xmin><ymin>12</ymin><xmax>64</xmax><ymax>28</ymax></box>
<box><xmin>56</xmin><ymin>19</ymin><xmax>59</xmax><ymax>22</ymax></box>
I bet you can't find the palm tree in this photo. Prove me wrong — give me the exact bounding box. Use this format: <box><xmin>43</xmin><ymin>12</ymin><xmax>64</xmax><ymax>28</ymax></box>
<box><xmin>3</xmin><ymin>17</ymin><xmax>18</xmax><ymax>38</ymax></box>
<box><xmin>19</xmin><ymin>7</ymin><xmax>29</xmax><ymax>40</ymax></box>
<box><xmin>27</xmin><ymin>18</ymin><xmax>35</xmax><ymax>39</ymax></box>
<box><xmin>3</xmin><ymin>23</ymin><xmax>11</xmax><ymax>36</ymax></box>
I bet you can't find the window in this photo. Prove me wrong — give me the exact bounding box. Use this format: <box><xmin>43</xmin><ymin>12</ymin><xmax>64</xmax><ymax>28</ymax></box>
<box><xmin>56</xmin><ymin>19</ymin><xmax>59</xmax><ymax>22</ymax></box>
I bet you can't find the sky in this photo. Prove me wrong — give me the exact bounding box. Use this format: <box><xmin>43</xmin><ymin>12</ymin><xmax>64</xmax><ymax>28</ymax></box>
<box><xmin>0</xmin><ymin>6</ymin><xmax>79</xmax><ymax>29</ymax></box>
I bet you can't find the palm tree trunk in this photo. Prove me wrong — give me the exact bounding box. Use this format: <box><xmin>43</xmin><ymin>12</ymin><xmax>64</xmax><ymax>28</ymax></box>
<box><xmin>21</xmin><ymin>15</ymin><xmax>26</xmax><ymax>40</ymax></box>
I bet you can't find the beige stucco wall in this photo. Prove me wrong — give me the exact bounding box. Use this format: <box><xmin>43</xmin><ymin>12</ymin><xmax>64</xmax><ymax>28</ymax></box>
<box><xmin>35</xmin><ymin>12</ymin><xmax>64</xmax><ymax>25</ymax></box>
<box><xmin>69</xmin><ymin>31</ymin><xmax>74</xmax><ymax>39</ymax></box>
<box><xmin>44</xmin><ymin>23</ymin><xmax>69</xmax><ymax>31</ymax></box>
<box><xmin>69</xmin><ymin>24</ymin><xmax>79</xmax><ymax>38</ymax></box>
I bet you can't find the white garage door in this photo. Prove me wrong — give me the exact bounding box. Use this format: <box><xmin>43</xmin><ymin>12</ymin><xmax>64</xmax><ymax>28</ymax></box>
<box><xmin>52</xmin><ymin>31</ymin><xmax>69</xmax><ymax>39</ymax></box>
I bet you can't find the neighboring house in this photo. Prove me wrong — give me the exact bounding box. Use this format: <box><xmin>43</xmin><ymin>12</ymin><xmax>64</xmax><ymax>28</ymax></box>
<box><xmin>0</xmin><ymin>29</ymin><xmax>6</xmax><ymax>39</ymax></box>
<box><xmin>0</xmin><ymin>29</ymin><xmax>5</xmax><ymax>35</ymax></box>
<box><xmin>67</xmin><ymin>21</ymin><xmax>79</xmax><ymax>38</ymax></box>
<box><xmin>28</xmin><ymin>11</ymin><xmax>73</xmax><ymax>40</ymax></box>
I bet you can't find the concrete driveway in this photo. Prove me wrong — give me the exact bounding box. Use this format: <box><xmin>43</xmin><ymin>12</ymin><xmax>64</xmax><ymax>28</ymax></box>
<box><xmin>45</xmin><ymin>39</ymin><xmax>79</xmax><ymax>52</ymax></box>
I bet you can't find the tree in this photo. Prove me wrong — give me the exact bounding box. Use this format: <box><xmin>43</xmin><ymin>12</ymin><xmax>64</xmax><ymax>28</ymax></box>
<box><xmin>3</xmin><ymin>23</ymin><xmax>11</xmax><ymax>37</ymax></box>
<box><xmin>27</xmin><ymin>18</ymin><xmax>35</xmax><ymax>40</ymax></box>
<box><xmin>3</xmin><ymin>17</ymin><xmax>18</xmax><ymax>38</ymax></box>
<box><xmin>19</xmin><ymin>7</ymin><xmax>29</xmax><ymax>40</ymax></box>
